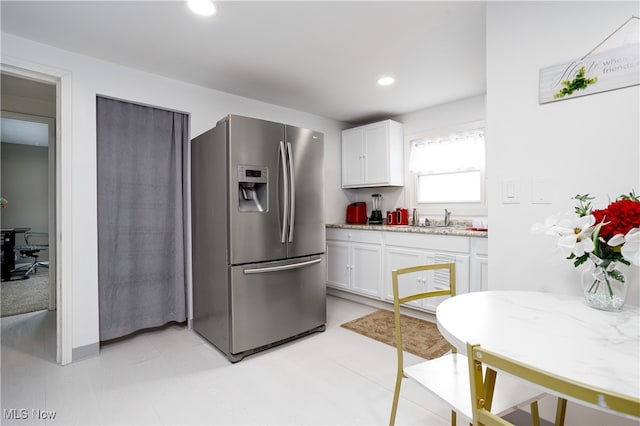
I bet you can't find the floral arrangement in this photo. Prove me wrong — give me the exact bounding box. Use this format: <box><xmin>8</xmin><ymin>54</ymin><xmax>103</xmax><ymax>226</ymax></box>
<box><xmin>533</xmin><ymin>191</ymin><xmax>639</xmax><ymax>308</ymax></box>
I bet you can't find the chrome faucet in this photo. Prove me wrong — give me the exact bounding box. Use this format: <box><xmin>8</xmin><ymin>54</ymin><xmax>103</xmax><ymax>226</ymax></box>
<box><xmin>444</xmin><ymin>209</ymin><xmax>451</xmax><ymax>226</ymax></box>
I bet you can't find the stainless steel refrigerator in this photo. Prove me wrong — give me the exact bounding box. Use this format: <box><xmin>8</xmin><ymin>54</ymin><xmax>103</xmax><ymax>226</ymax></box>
<box><xmin>191</xmin><ymin>114</ymin><xmax>326</xmax><ymax>362</ymax></box>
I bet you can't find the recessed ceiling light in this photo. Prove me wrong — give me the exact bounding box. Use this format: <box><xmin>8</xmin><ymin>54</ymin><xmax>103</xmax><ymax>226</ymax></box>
<box><xmin>377</xmin><ymin>76</ymin><xmax>395</xmax><ymax>86</ymax></box>
<box><xmin>188</xmin><ymin>0</ymin><xmax>216</xmax><ymax>17</ymax></box>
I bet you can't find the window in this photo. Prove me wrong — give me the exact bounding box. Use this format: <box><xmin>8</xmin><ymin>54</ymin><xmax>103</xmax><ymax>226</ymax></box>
<box><xmin>409</xmin><ymin>124</ymin><xmax>485</xmax><ymax>212</ymax></box>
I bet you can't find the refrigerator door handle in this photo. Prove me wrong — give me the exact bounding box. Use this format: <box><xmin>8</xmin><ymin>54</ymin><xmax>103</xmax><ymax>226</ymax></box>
<box><xmin>279</xmin><ymin>141</ymin><xmax>289</xmax><ymax>244</ymax></box>
<box><xmin>286</xmin><ymin>142</ymin><xmax>295</xmax><ymax>243</ymax></box>
<box><xmin>243</xmin><ymin>258</ymin><xmax>322</xmax><ymax>274</ymax></box>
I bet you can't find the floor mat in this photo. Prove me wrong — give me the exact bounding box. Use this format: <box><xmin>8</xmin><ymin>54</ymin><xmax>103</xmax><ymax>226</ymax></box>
<box><xmin>341</xmin><ymin>309</ymin><xmax>451</xmax><ymax>359</ymax></box>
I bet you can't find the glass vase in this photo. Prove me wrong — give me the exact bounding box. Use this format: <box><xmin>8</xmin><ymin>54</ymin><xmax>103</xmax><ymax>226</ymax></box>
<box><xmin>581</xmin><ymin>264</ymin><xmax>628</xmax><ymax>311</ymax></box>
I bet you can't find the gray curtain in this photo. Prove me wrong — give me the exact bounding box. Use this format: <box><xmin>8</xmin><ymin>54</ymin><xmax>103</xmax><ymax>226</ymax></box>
<box><xmin>97</xmin><ymin>97</ymin><xmax>187</xmax><ymax>341</ymax></box>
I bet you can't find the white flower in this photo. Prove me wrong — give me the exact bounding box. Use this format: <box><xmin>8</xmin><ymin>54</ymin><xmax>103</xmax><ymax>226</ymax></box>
<box><xmin>608</xmin><ymin>233</ymin><xmax>626</xmax><ymax>247</ymax></box>
<box><xmin>620</xmin><ymin>228</ymin><xmax>640</xmax><ymax>267</ymax></box>
<box><xmin>531</xmin><ymin>213</ymin><xmax>567</xmax><ymax>235</ymax></box>
<box><xmin>555</xmin><ymin>214</ymin><xmax>596</xmax><ymax>257</ymax></box>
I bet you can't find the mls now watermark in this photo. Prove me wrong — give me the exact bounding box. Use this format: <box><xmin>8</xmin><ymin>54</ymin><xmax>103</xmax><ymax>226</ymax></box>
<box><xmin>4</xmin><ymin>408</ymin><xmax>57</xmax><ymax>420</ymax></box>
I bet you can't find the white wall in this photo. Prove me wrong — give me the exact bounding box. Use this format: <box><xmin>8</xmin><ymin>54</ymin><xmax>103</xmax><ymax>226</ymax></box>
<box><xmin>487</xmin><ymin>1</ymin><xmax>639</xmax><ymax>298</ymax></box>
<box><xmin>0</xmin><ymin>142</ymin><xmax>49</xmax><ymax>254</ymax></box>
<box><xmin>1</xmin><ymin>33</ymin><xmax>349</xmax><ymax>351</ymax></box>
<box><xmin>487</xmin><ymin>3</ymin><xmax>639</xmax><ymax>422</ymax></box>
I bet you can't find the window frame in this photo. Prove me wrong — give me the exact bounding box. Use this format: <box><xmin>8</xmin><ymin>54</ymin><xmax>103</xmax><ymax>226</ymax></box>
<box><xmin>405</xmin><ymin>120</ymin><xmax>487</xmax><ymax>217</ymax></box>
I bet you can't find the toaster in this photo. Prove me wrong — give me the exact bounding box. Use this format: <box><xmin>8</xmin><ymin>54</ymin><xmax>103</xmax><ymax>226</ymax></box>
<box><xmin>346</xmin><ymin>202</ymin><xmax>368</xmax><ymax>224</ymax></box>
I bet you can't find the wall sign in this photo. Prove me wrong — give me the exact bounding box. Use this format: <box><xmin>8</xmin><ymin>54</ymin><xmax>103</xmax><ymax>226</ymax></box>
<box><xmin>539</xmin><ymin>43</ymin><xmax>639</xmax><ymax>104</ymax></box>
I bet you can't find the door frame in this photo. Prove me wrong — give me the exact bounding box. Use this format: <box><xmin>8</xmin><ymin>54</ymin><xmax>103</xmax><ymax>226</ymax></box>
<box><xmin>1</xmin><ymin>59</ymin><xmax>73</xmax><ymax>365</ymax></box>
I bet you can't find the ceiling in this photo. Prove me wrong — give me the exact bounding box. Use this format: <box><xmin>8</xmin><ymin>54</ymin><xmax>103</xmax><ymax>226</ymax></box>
<box><xmin>0</xmin><ymin>1</ymin><xmax>486</xmax><ymax>124</ymax></box>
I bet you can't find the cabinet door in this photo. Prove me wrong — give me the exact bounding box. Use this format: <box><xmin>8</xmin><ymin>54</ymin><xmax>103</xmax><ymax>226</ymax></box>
<box><xmin>470</xmin><ymin>238</ymin><xmax>489</xmax><ymax>292</ymax></box>
<box><xmin>422</xmin><ymin>253</ymin><xmax>469</xmax><ymax>312</ymax></box>
<box><xmin>341</xmin><ymin>128</ymin><xmax>363</xmax><ymax>186</ymax></box>
<box><xmin>351</xmin><ymin>243</ymin><xmax>382</xmax><ymax>297</ymax></box>
<box><xmin>471</xmin><ymin>255</ymin><xmax>488</xmax><ymax>292</ymax></box>
<box><xmin>326</xmin><ymin>241</ymin><xmax>350</xmax><ymax>290</ymax></box>
<box><xmin>383</xmin><ymin>246</ymin><xmax>425</xmax><ymax>308</ymax></box>
<box><xmin>363</xmin><ymin>122</ymin><xmax>388</xmax><ymax>184</ymax></box>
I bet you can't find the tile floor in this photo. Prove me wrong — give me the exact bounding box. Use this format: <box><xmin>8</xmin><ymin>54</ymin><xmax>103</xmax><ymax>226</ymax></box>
<box><xmin>2</xmin><ymin>296</ymin><xmax>454</xmax><ymax>425</ymax></box>
<box><xmin>1</xmin><ymin>295</ymin><xmax>635</xmax><ymax>425</ymax></box>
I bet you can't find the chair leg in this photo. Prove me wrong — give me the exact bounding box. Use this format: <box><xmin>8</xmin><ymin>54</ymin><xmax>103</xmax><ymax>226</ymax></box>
<box><xmin>530</xmin><ymin>401</ymin><xmax>540</xmax><ymax>426</ymax></box>
<box><xmin>555</xmin><ymin>398</ymin><xmax>567</xmax><ymax>426</ymax></box>
<box><xmin>23</xmin><ymin>257</ymin><xmax>39</xmax><ymax>277</ymax></box>
<box><xmin>389</xmin><ymin>371</ymin><xmax>403</xmax><ymax>426</ymax></box>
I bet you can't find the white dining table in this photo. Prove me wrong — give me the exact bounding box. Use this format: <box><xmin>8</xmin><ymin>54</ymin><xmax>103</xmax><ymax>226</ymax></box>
<box><xmin>436</xmin><ymin>290</ymin><xmax>640</xmax><ymax>419</ymax></box>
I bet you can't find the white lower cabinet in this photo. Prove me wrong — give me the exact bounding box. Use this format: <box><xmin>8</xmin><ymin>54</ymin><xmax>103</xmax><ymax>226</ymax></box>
<box><xmin>470</xmin><ymin>237</ymin><xmax>489</xmax><ymax>291</ymax></box>
<box><xmin>326</xmin><ymin>228</ymin><xmax>481</xmax><ymax>314</ymax></box>
<box><xmin>326</xmin><ymin>229</ymin><xmax>383</xmax><ymax>297</ymax></box>
<box><xmin>384</xmin><ymin>246</ymin><xmax>428</xmax><ymax>310</ymax></box>
<box><xmin>326</xmin><ymin>240</ymin><xmax>350</xmax><ymax>290</ymax></box>
<box><xmin>384</xmin><ymin>233</ymin><xmax>470</xmax><ymax>312</ymax></box>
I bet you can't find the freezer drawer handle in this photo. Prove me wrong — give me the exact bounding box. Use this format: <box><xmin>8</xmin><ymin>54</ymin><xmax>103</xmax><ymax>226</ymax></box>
<box><xmin>243</xmin><ymin>258</ymin><xmax>322</xmax><ymax>274</ymax></box>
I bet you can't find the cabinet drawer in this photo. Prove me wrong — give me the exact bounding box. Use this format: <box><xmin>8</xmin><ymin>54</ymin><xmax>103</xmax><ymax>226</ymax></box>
<box><xmin>326</xmin><ymin>228</ymin><xmax>383</xmax><ymax>244</ymax></box>
<box><xmin>385</xmin><ymin>232</ymin><xmax>469</xmax><ymax>252</ymax></box>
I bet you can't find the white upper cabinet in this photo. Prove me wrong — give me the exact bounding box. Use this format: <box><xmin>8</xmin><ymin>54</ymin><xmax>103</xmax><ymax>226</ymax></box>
<box><xmin>341</xmin><ymin>119</ymin><xmax>404</xmax><ymax>188</ymax></box>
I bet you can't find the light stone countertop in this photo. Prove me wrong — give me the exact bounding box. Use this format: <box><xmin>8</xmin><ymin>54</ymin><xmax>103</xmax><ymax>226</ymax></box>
<box><xmin>326</xmin><ymin>223</ymin><xmax>488</xmax><ymax>238</ymax></box>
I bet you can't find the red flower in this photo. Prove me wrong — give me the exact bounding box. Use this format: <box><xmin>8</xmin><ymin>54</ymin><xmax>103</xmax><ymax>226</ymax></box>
<box><xmin>592</xmin><ymin>199</ymin><xmax>640</xmax><ymax>239</ymax></box>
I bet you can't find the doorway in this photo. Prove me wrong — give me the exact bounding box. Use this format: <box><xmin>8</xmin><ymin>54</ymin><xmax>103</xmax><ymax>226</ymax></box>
<box><xmin>1</xmin><ymin>73</ymin><xmax>56</xmax><ymax>310</ymax></box>
<box><xmin>1</xmin><ymin>109</ymin><xmax>56</xmax><ymax>314</ymax></box>
<box><xmin>0</xmin><ymin>66</ymin><xmax>70</xmax><ymax>364</ymax></box>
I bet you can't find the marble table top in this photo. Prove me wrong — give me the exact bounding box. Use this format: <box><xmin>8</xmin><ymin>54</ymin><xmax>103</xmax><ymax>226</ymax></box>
<box><xmin>436</xmin><ymin>291</ymin><xmax>639</xmax><ymax>417</ymax></box>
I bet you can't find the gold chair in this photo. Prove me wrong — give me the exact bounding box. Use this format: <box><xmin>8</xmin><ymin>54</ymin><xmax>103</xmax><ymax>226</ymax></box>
<box><xmin>389</xmin><ymin>263</ymin><xmax>545</xmax><ymax>426</ymax></box>
<box><xmin>467</xmin><ymin>342</ymin><xmax>640</xmax><ymax>426</ymax></box>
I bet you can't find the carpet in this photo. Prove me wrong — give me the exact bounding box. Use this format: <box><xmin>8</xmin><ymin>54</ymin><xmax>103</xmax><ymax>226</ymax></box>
<box><xmin>341</xmin><ymin>309</ymin><xmax>452</xmax><ymax>360</ymax></box>
<box><xmin>1</xmin><ymin>269</ymin><xmax>49</xmax><ymax>317</ymax></box>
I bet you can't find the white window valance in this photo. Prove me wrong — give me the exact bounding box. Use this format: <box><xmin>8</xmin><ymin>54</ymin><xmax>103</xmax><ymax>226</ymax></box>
<box><xmin>409</xmin><ymin>130</ymin><xmax>485</xmax><ymax>174</ymax></box>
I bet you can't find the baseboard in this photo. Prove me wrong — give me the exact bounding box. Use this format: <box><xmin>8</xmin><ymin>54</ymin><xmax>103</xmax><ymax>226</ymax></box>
<box><xmin>72</xmin><ymin>342</ymin><xmax>99</xmax><ymax>362</ymax></box>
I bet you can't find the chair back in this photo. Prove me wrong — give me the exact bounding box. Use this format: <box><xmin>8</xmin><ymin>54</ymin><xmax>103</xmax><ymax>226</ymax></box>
<box><xmin>392</xmin><ymin>263</ymin><xmax>456</xmax><ymax>367</ymax></box>
<box><xmin>24</xmin><ymin>232</ymin><xmax>49</xmax><ymax>248</ymax></box>
<box><xmin>467</xmin><ymin>342</ymin><xmax>640</xmax><ymax>425</ymax></box>
<box><xmin>389</xmin><ymin>263</ymin><xmax>456</xmax><ymax>426</ymax></box>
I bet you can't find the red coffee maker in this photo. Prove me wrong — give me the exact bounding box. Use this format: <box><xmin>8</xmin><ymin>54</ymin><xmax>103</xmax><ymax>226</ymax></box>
<box><xmin>346</xmin><ymin>202</ymin><xmax>367</xmax><ymax>224</ymax></box>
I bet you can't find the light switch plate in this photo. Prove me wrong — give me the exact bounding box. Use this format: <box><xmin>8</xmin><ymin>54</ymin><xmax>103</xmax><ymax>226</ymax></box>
<box><xmin>502</xmin><ymin>179</ymin><xmax>521</xmax><ymax>204</ymax></box>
